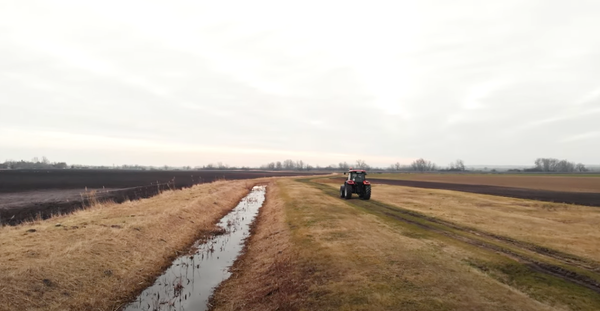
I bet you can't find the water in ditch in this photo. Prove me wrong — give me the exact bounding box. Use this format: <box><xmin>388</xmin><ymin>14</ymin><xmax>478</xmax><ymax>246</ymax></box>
<box><xmin>123</xmin><ymin>185</ymin><xmax>266</xmax><ymax>311</ymax></box>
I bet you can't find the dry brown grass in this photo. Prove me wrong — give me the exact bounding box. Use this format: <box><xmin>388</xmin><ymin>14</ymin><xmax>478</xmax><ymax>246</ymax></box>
<box><xmin>216</xmin><ymin>179</ymin><xmax>558</xmax><ymax>311</ymax></box>
<box><xmin>210</xmin><ymin>181</ymin><xmax>306</xmax><ymax>311</ymax></box>
<box><xmin>369</xmin><ymin>184</ymin><xmax>600</xmax><ymax>263</ymax></box>
<box><xmin>371</xmin><ymin>173</ymin><xmax>600</xmax><ymax>193</ymax></box>
<box><xmin>0</xmin><ymin>179</ymin><xmax>260</xmax><ymax>311</ymax></box>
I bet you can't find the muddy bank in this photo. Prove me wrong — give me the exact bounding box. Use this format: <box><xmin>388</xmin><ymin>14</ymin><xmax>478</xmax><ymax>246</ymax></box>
<box><xmin>209</xmin><ymin>181</ymin><xmax>305</xmax><ymax>311</ymax></box>
<box><xmin>123</xmin><ymin>185</ymin><xmax>266</xmax><ymax>311</ymax></box>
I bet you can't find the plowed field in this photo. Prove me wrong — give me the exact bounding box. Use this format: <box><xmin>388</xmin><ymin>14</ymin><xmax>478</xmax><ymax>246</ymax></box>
<box><xmin>0</xmin><ymin>170</ymin><xmax>322</xmax><ymax>225</ymax></box>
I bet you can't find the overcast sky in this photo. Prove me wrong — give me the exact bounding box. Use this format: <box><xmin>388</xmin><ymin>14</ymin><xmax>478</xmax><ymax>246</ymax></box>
<box><xmin>1</xmin><ymin>0</ymin><xmax>599</xmax><ymax>167</ymax></box>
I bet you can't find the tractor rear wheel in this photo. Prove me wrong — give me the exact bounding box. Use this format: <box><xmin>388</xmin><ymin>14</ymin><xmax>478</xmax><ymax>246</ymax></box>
<box><xmin>344</xmin><ymin>184</ymin><xmax>353</xmax><ymax>199</ymax></box>
<box><xmin>363</xmin><ymin>185</ymin><xmax>371</xmax><ymax>200</ymax></box>
<box><xmin>339</xmin><ymin>185</ymin><xmax>345</xmax><ymax>198</ymax></box>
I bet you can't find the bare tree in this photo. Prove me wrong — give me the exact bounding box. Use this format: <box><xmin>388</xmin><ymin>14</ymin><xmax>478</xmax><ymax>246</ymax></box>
<box><xmin>534</xmin><ymin>158</ymin><xmax>579</xmax><ymax>172</ymax></box>
<box><xmin>449</xmin><ymin>159</ymin><xmax>465</xmax><ymax>171</ymax></box>
<box><xmin>354</xmin><ymin>159</ymin><xmax>369</xmax><ymax>170</ymax></box>
<box><xmin>535</xmin><ymin>158</ymin><xmax>560</xmax><ymax>172</ymax></box>
<box><xmin>410</xmin><ymin>158</ymin><xmax>437</xmax><ymax>172</ymax></box>
<box><xmin>276</xmin><ymin>161</ymin><xmax>282</xmax><ymax>170</ymax></box>
<box><xmin>390</xmin><ymin>162</ymin><xmax>403</xmax><ymax>171</ymax></box>
<box><xmin>575</xmin><ymin>163</ymin><xmax>588</xmax><ymax>172</ymax></box>
<box><xmin>554</xmin><ymin>160</ymin><xmax>574</xmax><ymax>172</ymax></box>
<box><xmin>283</xmin><ymin>159</ymin><xmax>295</xmax><ymax>170</ymax></box>
<box><xmin>338</xmin><ymin>162</ymin><xmax>350</xmax><ymax>170</ymax></box>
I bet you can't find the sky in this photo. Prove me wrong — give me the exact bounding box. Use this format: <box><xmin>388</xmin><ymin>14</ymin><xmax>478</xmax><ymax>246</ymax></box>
<box><xmin>1</xmin><ymin>0</ymin><xmax>599</xmax><ymax>168</ymax></box>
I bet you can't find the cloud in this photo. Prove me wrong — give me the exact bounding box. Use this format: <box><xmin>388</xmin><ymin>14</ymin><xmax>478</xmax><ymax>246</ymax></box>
<box><xmin>1</xmin><ymin>0</ymin><xmax>600</xmax><ymax>166</ymax></box>
<box><xmin>0</xmin><ymin>128</ymin><xmax>407</xmax><ymax>166</ymax></box>
<box><xmin>560</xmin><ymin>131</ymin><xmax>600</xmax><ymax>143</ymax></box>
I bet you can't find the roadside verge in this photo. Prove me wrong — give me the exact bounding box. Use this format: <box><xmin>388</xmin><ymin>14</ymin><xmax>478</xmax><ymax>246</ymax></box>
<box><xmin>0</xmin><ymin>179</ymin><xmax>259</xmax><ymax>311</ymax></box>
<box><xmin>210</xmin><ymin>180</ymin><xmax>307</xmax><ymax>311</ymax></box>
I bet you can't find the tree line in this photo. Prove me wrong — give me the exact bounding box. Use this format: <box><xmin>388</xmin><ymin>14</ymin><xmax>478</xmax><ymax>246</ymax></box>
<box><xmin>259</xmin><ymin>159</ymin><xmax>371</xmax><ymax>171</ymax></box>
<box><xmin>0</xmin><ymin>157</ymin><xmax>68</xmax><ymax>170</ymax></box>
<box><xmin>1</xmin><ymin>157</ymin><xmax>591</xmax><ymax>173</ymax></box>
<box><xmin>388</xmin><ymin>159</ymin><xmax>464</xmax><ymax>172</ymax></box>
<box><xmin>530</xmin><ymin>158</ymin><xmax>587</xmax><ymax>173</ymax></box>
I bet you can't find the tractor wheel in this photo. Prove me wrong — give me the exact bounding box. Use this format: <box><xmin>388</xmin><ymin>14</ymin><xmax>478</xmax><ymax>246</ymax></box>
<box><xmin>363</xmin><ymin>185</ymin><xmax>371</xmax><ymax>200</ymax></box>
<box><xmin>339</xmin><ymin>185</ymin><xmax>345</xmax><ymax>198</ymax></box>
<box><xmin>344</xmin><ymin>184</ymin><xmax>353</xmax><ymax>199</ymax></box>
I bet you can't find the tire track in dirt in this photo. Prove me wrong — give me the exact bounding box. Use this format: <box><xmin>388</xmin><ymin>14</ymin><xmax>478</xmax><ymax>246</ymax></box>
<box><xmin>376</xmin><ymin>201</ymin><xmax>600</xmax><ymax>273</ymax></box>
<box><xmin>306</xmin><ymin>180</ymin><xmax>600</xmax><ymax>294</ymax></box>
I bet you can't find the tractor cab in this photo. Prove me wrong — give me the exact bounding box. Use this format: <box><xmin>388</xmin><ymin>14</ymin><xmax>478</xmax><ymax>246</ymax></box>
<box><xmin>340</xmin><ymin>169</ymin><xmax>371</xmax><ymax>200</ymax></box>
<box><xmin>346</xmin><ymin>170</ymin><xmax>367</xmax><ymax>182</ymax></box>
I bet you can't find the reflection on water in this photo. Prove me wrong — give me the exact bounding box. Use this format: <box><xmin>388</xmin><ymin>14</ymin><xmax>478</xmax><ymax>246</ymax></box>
<box><xmin>123</xmin><ymin>185</ymin><xmax>266</xmax><ymax>311</ymax></box>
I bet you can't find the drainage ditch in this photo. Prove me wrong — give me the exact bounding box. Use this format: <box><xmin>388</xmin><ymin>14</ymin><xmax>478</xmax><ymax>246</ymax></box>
<box><xmin>123</xmin><ymin>185</ymin><xmax>266</xmax><ymax>311</ymax></box>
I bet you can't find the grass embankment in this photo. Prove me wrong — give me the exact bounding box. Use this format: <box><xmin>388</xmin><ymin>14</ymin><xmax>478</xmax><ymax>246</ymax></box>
<box><xmin>370</xmin><ymin>173</ymin><xmax>600</xmax><ymax>193</ymax></box>
<box><xmin>312</xmin><ymin>178</ymin><xmax>600</xmax><ymax>310</ymax></box>
<box><xmin>212</xmin><ymin>178</ymin><xmax>568</xmax><ymax>311</ymax></box>
<box><xmin>317</xmin><ymin>178</ymin><xmax>600</xmax><ymax>263</ymax></box>
<box><xmin>371</xmin><ymin>183</ymin><xmax>600</xmax><ymax>263</ymax></box>
<box><xmin>211</xmin><ymin>181</ymin><xmax>305</xmax><ymax>311</ymax></box>
<box><xmin>0</xmin><ymin>179</ymin><xmax>259</xmax><ymax>311</ymax></box>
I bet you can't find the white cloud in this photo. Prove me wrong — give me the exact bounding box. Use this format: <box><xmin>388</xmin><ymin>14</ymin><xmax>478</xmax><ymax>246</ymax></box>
<box><xmin>560</xmin><ymin>131</ymin><xmax>600</xmax><ymax>143</ymax></box>
<box><xmin>1</xmin><ymin>0</ymin><xmax>600</xmax><ymax>166</ymax></box>
<box><xmin>0</xmin><ymin>128</ymin><xmax>404</xmax><ymax>166</ymax></box>
<box><xmin>576</xmin><ymin>88</ymin><xmax>600</xmax><ymax>105</ymax></box>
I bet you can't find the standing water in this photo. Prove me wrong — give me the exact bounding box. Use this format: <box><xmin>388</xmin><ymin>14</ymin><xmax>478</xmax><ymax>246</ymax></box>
<box><xmin>123</xmin><ymin>185</ymin><xmax>266</xmax><ymax>311</ymax></box>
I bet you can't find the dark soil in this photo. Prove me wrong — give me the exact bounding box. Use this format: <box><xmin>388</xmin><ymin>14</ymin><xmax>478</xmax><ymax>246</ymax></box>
<box><xmin>0</xmin><ymin>169</ymin><xmax>316</xmax><ymax>193</ymax></box>
<box><xmin>0</xmin><ymin>169</ymin><xmax>322</xmax><ymax>225</ymax></box>
<box><xmin>373</xmin><ymin>178</ymin><xmax>600</xmax><ymax>207</ymax></box>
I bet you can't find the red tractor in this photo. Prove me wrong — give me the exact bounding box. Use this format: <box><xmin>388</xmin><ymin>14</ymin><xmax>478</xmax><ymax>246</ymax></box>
<box><xmin>340</xmin><ymin>169</ymin><xmax>371</xmax><ymax>200</ymax></box>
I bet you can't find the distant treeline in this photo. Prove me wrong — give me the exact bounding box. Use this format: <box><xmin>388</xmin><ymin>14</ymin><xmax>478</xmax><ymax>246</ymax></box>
<box><xmin>259</xmin><ymin>159</ymin><xmax>372</xmax><ymax>171</ymax></box>
<box><xmin>389</xmin><ymin>158</ymin><xmax>591</xmax><ymax>173</ymax></box>
<box><xmin>0</xmin><ymin>159</ymin><xmax>250</xmax><ymax>171</ymax></box>
<box><xmin>527</xmin><ymin>158</ymin><xmax>588</xmax><ymax>173</ymax></box>
<box><xmin>388</xmin><ymin>158</ymin><xmax>591</xmax><ymax>173</ymax></box>
<box><xmin>260</xmin><ymin>158</ymin><xmax>466</xmax><ymax>172</ymax></box>
<box><xmin>0</xmin><ymin>157</ymin><xmax>593</xmax><ymax>173</ymax></box>
<box><xmin>1</xmin><ymin>157</ymin><xmax>68</xmax><ymax>170</ymax></box>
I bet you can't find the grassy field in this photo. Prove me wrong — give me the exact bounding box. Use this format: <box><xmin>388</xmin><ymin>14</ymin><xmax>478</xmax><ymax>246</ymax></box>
<box><xmin>370</xmin><ymin>173</ymin><xmax>600</xmax><ymax>193</ymax></box>
<box><xmin>212</xmin><ymin>177</ymin><xmax>600</xmax><ymax>310</ymax></box>
<box><xmin>373</xmin><ymin>183</ymin><xmax>600</xmax><ymax>262</ymax></box>
<box><xmin>316</xmin><ymin>178</ymin><xmax>600</xmax><ymax>262</ymax></box>
<box><xmin>0</xmin><ymin>179</ymin><xmax>260</xmax><ymax>311</ymax></box>
<box><xmin>3</xmin><ymin>174</ymin><xmax>599</xmax><ymax>310</ymax></box>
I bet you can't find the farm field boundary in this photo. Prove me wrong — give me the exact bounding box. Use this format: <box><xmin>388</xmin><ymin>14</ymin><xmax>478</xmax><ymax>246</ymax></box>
<box><xmin>211</xmin><ymin>178</ymin><xmax>600</xmax><ymax>310</ymax></box>
<box><xmin>364</xmin><ymin>178</ymin><xmax>600</xmax><ymax>206</ymax></box>
<box><xmin>0</xmin><ymin>170</ymin><xmax>326</xmax><ymax>225</ymax></box>
<box><xmin>370</xmin><ymin>173</ymin><xmax>600</xmax><ymax>193</ymax></box>
<box><xmin>0</xmin><ymin>179</ymin><xmax>267</xmax><ymax>311</ymax></box>
<box><xmin>299</xmin><ymin>178</ymin><xmax>600</xmax><ymax>310</ymax></box>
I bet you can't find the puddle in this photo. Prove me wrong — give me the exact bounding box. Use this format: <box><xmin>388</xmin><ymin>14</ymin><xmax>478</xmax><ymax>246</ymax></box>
<box><xmin>123</xmin><ymin>185</ymin><xmax>266</xmax><ymax>311</ymax></box>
